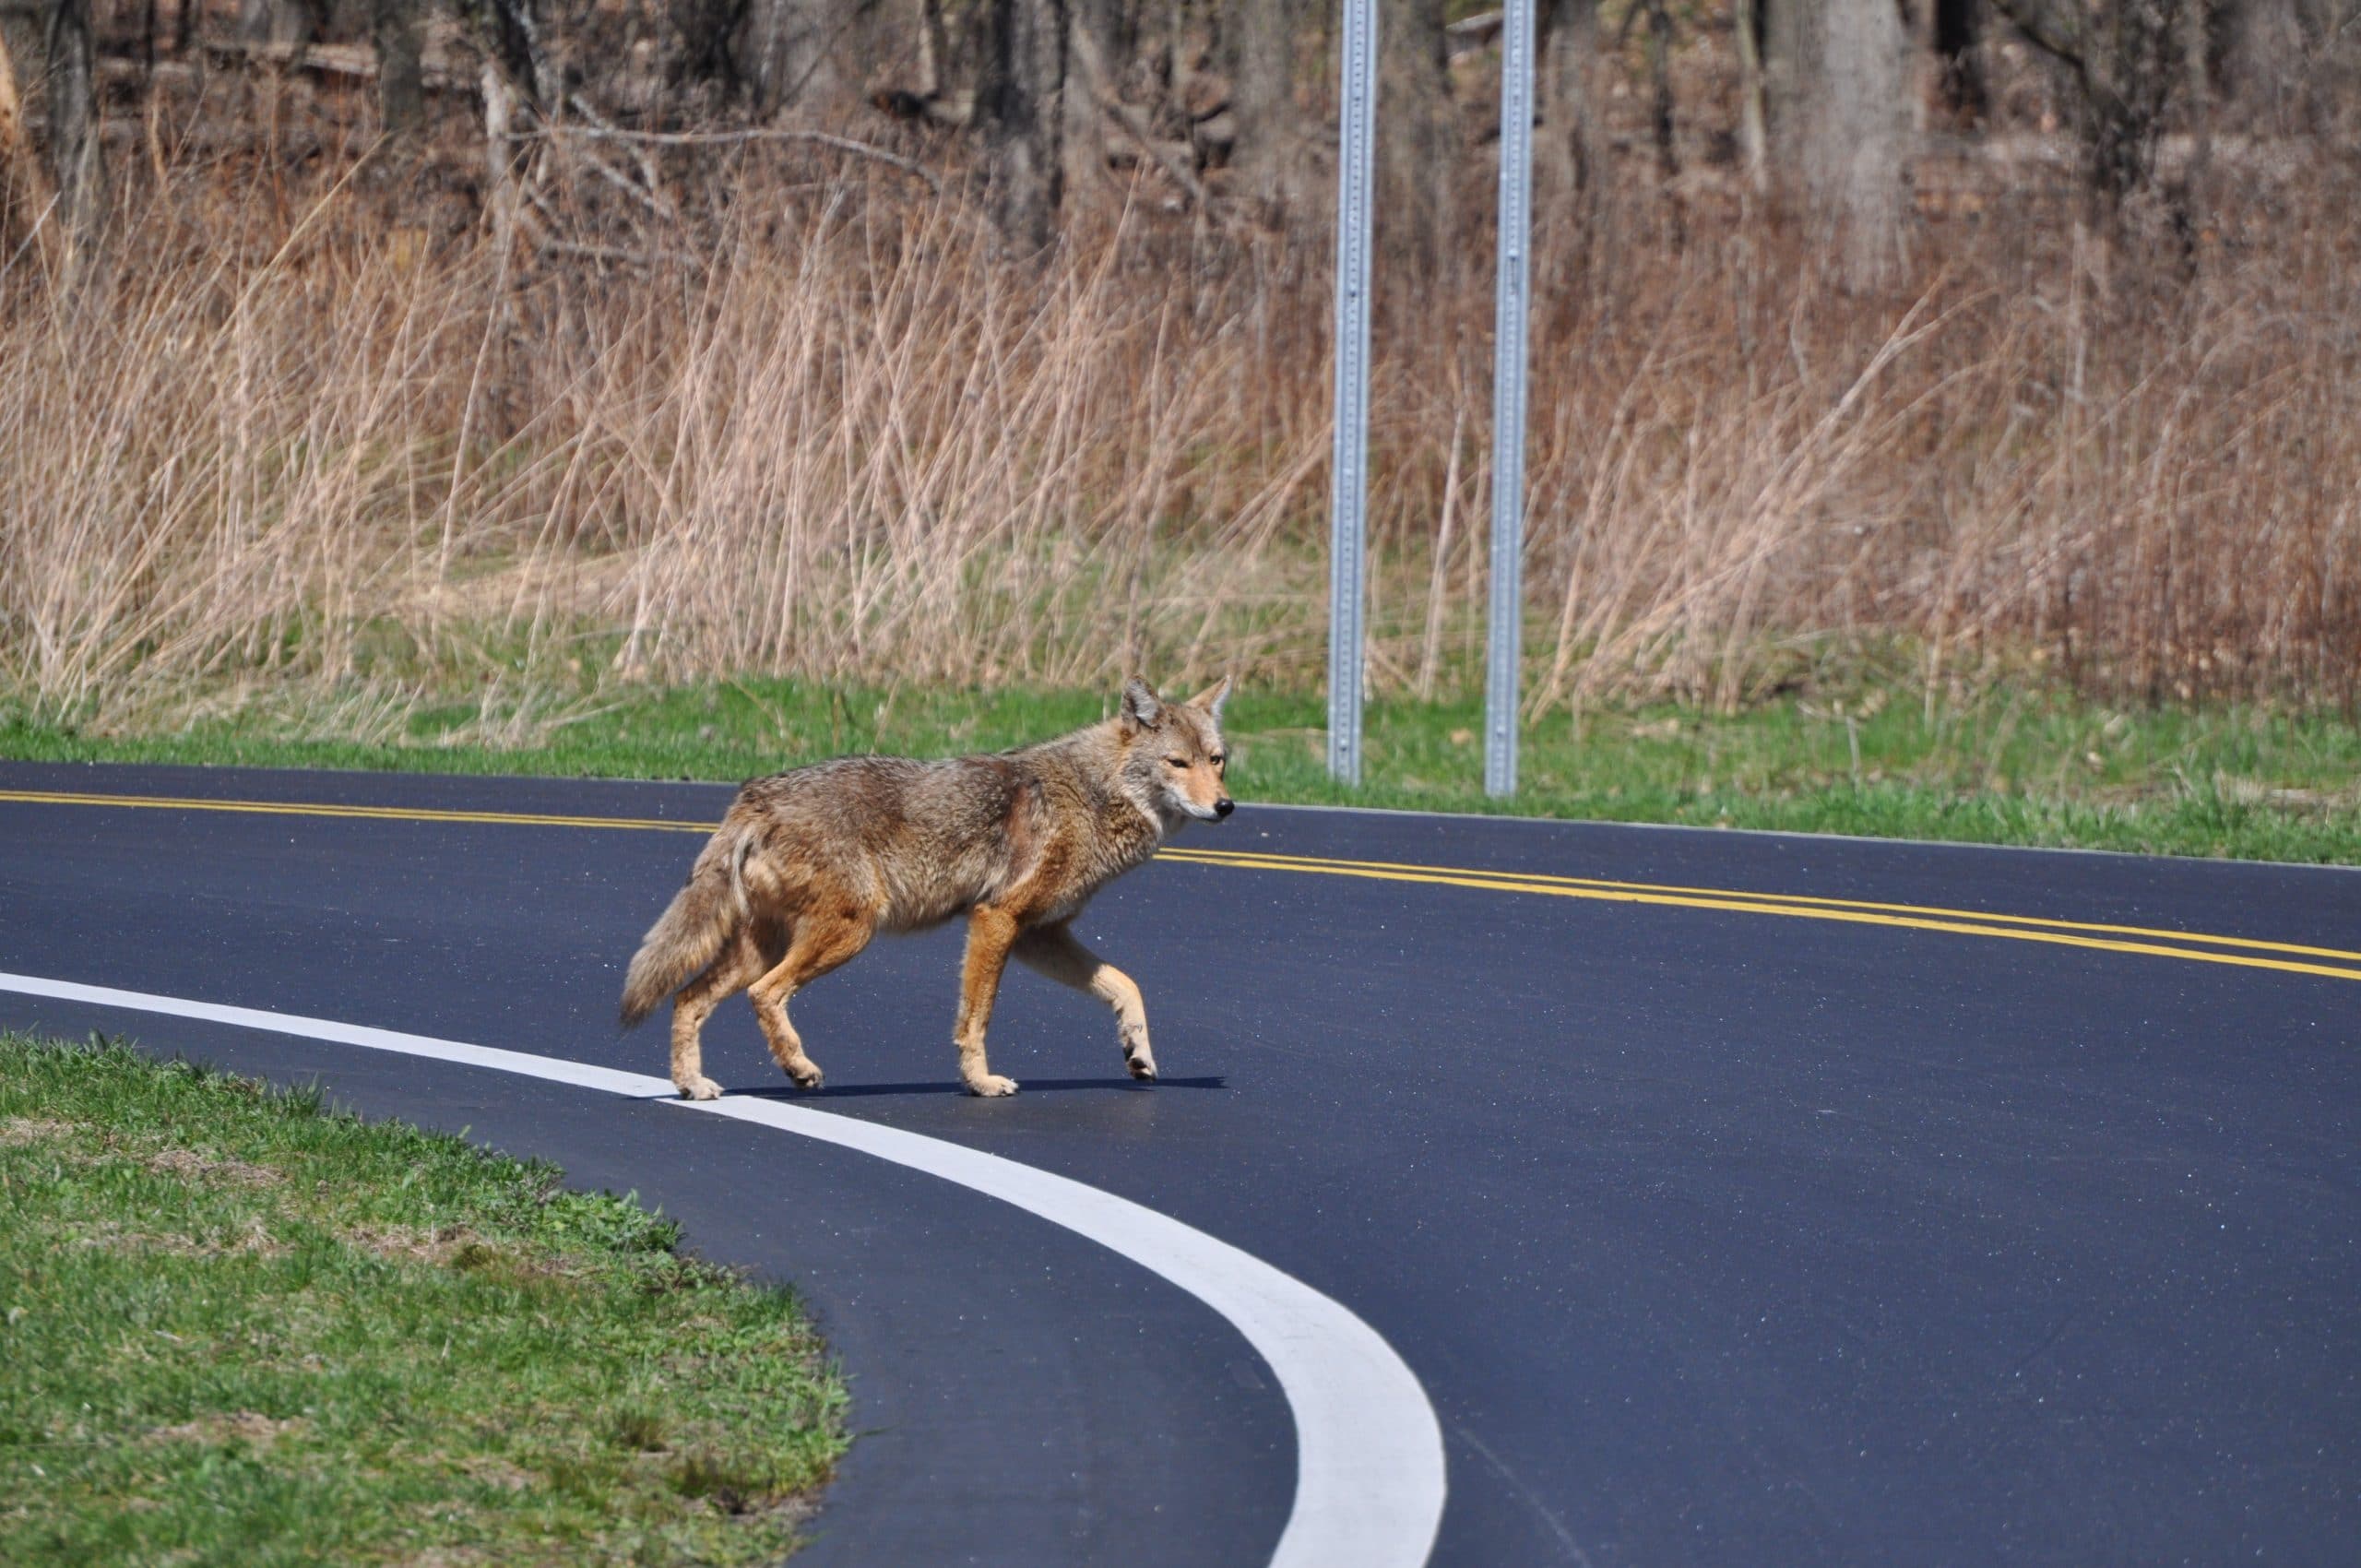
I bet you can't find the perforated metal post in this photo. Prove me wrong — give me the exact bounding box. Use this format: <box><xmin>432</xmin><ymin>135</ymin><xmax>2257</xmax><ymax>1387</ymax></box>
<box><xmin>1327</xmin><ymin>0</ymin><xmax>1378</xmax><ymax>787</ymax></box>
<box><xmin>1484</xmin><ymin>0</ymin><xmax>1536</xmax><ymax>799</ymax></box>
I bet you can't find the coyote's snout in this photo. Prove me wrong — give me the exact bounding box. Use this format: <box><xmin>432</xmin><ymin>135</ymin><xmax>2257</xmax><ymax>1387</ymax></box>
<box><xmin>620</xmin><ymin>676</ymin><xmax>1233</xmax><ymax>1099</ymax></box>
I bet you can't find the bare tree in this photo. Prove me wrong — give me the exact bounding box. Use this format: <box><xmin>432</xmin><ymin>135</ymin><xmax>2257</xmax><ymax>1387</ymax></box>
<box><xmin>1225</xmin><ymin>0</ymin><xmax>1308</xmax><ymax>219</ymax></box>
<box><xmin>1765</xmin><ymin>0</ymin><xmax>1910</xmax><ymax>287</ymax></box>
<box><xmin>738</xmin><ymin>0</ymin><xmax>847</xmax><ymax>113</ymax></box>
<box><xmin>1735</xmin><ymin>0</ymin><xmax>1770</xmax><ymax>191</ymax></box>
<box><xmin>41</xmin><ymin>0</ymin><xmax>103</xmax><ymax>269</ymax></box>
<box><xmin>240</xmin><ymin>0</ymin><xmax>323</xmax><ymax>46</ymax></box>
<box><xmin>470</xmin><ymin>0</ymin><xmax>558</xmax><ymax>105</ymax></box>
<box><xmin>371</xmin><ymin>0</ymin><xmax>427</xmax><ymax>138</ymax></box>
<box><xmin>0</xmin><ymin>14</ymin><xmax>50</xmax><ymax>257</ymax></box>
<box><xmin>2211</xmin><ymin>0</ymin><xmax>2324</xmax><ymax>132</ymax></box>
<box><xmin>664</xmin><ymin>0</ymin><xmax>742</xmax><ymax>91</ymax></box>
<box><xmin>1061</xmin><ymin>0</ymin><xmax>1131</xmax><ymax>208</ymax></box>
<box><xmin>1990</xmin><ymin>0</ymin><xmax>2190</xmax><ymax>208</ymax></box>
<box><xmin>1378</xmin><ymin>0</ymin><xmax>1453</xmax><ymax>275</ymax></box>
<box><xmin>1537</xmin><ymin>0</ymin><xmax>1601</xmax><ymax>210</ymax></box>
<box><xmin>917</xmin><ymin>0</ymin><xmax>949</xmax><ymax>96</ymax></box>
<box><xmin>1639</xmin><ymin>0</ymin><xmax>1677</xmax><ymax>194</ymax></box>
<box><xmin>978</xmin><ymin>0</ymin><xmax>1067</xmax><ymax>250</ymax></box>
<box><xmin>1933</xmin><ymin>0</ymin><xmax>1989</xmax><ymax>120</ymax></box>
<box><xmin>0</xmin><ymin>0</ymin><xmax>102</xmax><ymax>273</ymax></box>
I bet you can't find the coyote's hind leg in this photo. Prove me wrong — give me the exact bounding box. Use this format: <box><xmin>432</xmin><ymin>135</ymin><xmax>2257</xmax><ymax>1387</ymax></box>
<box><xmin>746</xmin><ymin>906</ymin><xmax>875</xmax><ymax>1091</ymax></box>
<box><xmin>1013</xmin><ymin>922</ymin><xmax>1157</xmax><ymax>1081</ymax></box>
<box><xmin>670</xmin><ymin>931</ymin><xmax>765</xmax><ymax>1100</ymax></box>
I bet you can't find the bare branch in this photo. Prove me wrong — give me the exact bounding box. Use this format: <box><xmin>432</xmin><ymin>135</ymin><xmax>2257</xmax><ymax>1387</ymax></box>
<box><xmin>565</xmin><ymin>92</ymin><xmax>670</xmax><ymax>216</ymax></box>
<box><xmin>1988</xmin><ymin>0</ymin><xmax>2087</xmax><ymax>80</ymax></box>
<box><xmin>540</xmin><ymin>237</ymin><xmax>705</xmax><ymax>269</ymax></box>
<box><xmin>524</xmin><ymin>125</ymin><xmax>943</xmax><ymax>196</ymax></box>
<box><xmin>1071</xmin><ymin>24</ymin><xmax>1210</xmax><ymax>210</ymax></box>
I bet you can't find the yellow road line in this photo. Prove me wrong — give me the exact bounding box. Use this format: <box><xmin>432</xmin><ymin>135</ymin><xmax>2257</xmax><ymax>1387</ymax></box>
<box><xmin>1157</xmin><ymin>846</ymin><xmax>2361</xmax><ymax>968</ymax></box>
<box><xmin>0</xmin><ymin>788</ymin><xmax>714</xmax><ymax>835</ymax></box>
<box><xmin>1161</xmin><ymin>851</ymin><xmax>2361</xmax><ymax>985</ymax></box>
<box><xmin>6</xmin><ymin>786</ymin><xmax>2355</xmax><ymax>982</ymax></box>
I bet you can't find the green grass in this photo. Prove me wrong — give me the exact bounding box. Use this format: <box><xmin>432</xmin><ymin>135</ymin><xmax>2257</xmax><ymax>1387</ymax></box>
<box><xmin>0</xmin><ymin>1034</ymin><xmax>847</xmax><ymax>1566</ymax></box>
<box><xmin>6</xmin><ymin>672</ymin><xmax>2360</xmax><ymax>862</ymax></box>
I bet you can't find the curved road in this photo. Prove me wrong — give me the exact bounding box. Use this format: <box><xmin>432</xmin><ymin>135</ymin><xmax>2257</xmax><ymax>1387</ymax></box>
<box><xmin>2</xmin><ymin>760</ymin><xmax>2356</xmax><ymax>1565</ymax></box>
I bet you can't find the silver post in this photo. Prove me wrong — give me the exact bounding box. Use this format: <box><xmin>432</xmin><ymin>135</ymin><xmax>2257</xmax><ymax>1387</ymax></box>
<box><xmin>1327</xmin><ymin>0</ymin><xmax>1378</xmax><ymax>787</ymax></box>
<box><xmin>1484</xmin><ymin>0</ymin><xmax>1536</xmax><ymax>800</ymax></box>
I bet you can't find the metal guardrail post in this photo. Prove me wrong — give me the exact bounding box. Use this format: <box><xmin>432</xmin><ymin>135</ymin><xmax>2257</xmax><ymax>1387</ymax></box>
<box><xmin>1484</xmin><ymin>0</ymin><xmax>1536</xmax><ymax>799</ymax></box>
<box><xmin>1327</xmin><ymin>0</ymin><xmax>1378</xmax><ymax>787</ymax></box>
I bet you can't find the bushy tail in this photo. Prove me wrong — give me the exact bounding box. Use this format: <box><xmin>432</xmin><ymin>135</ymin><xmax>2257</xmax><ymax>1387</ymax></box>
<box><xmin>619</xmin><ymin>829</ymin><xmax>752</xmax><ymax>1029</ymax></box>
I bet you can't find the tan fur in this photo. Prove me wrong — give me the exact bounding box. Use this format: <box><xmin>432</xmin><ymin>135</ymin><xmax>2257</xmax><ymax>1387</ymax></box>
<box><xmin>620</xmin><ymin>676</ymin><xmax>1233</xmax><ymax>1099</ymax></box>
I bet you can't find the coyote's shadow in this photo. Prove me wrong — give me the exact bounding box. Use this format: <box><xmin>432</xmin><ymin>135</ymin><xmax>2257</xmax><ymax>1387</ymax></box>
<box><xmin>737</xmin><ymin>1075</ymin><xmax>1226</xmax><ymax>1100</ymax></box>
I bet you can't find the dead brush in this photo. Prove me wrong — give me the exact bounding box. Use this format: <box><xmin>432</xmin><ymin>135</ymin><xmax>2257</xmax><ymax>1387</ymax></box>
<box><xmin>2</xmin><ymin>154</ymin><xmax>2355</xmax><ymax>736</ymax></box>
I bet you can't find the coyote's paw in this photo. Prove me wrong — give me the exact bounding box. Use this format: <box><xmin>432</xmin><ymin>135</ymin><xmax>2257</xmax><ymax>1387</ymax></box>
<box><xmin>783</xmin><ymin>1062</ymin><xmax>825</xmax><ymax>1091</ymax></box>
<box><xmin>1119</xmin><ymin>1022</ymin><xmax>1157</xmax><ymax>1083</ymax></box>
<box><xmin>965</xmin><ymin>1073</ymin><xmax>1020</xmax><ymax>1098</ymax></box>
<box><xmin>676</xmin><ymin>1075</ymin><xmax>725</xmax><ymax>1101</ymax></box>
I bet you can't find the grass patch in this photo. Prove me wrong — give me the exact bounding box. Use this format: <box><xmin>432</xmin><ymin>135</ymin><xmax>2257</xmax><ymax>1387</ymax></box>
<box><xmin>5</xmin><ymin>672</ymin><xmax>2360</xmax><ymax>863</ymax></box>
<box><xmin>0</xmin><ymin>1034</ymin><xmax>846</xmax><ymax>1566</ymax></box>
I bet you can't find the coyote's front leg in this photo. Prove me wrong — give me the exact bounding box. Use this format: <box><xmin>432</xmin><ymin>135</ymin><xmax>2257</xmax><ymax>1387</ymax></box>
<box><xmin>1013</xmin><ymin>922</ymin><xmax>1157</xmax><ymax>1082</ymax></box>
<box><xmin>954</xmin><ymin>906</ymin><xmax>1022</xmax><ymax>1096</ymax></box>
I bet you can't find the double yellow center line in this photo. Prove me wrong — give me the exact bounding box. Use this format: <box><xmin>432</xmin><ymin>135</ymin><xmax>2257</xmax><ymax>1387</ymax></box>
<box><xmin>1158</xmin><ymin>847</ymin><xmax>2361</xmax><ymax>983</ymax></box>
<box><xmin>0</xmin><ymin>788</ymin><xmax>712</xmax><ymax>837</ymax></box>
<box><xmin>6</xmin><ymin>787</ymin><xmax>2357</xmax><ymax>985</ymax></box>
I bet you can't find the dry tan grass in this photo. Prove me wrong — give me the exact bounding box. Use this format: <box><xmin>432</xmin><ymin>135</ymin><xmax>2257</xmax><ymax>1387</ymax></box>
<box><xmin>143</xmin><ymin>1411</ymin><xmax>307</xmax><ymax>1449</ymax></box>
<box><xmin>342</xmin><ymin>1221</ymin><xmax>483</xmax><ymax>1264</ymax></box>
<box><xmin>2</xmin><ymin>153</ymin><xmax>2355</xmax><ymax>733</ymax></box>
<box><xmin>146</xmin><ymin>1146</ymin><xmax>285</xmax><ymax>1188</ymax></box>
<box><xmin>73</xmin><ymin>1216</ymin><xmax>286</xmax><ymax>1257</ymax></box>
<box><xmin>0</xmin><ymin>1116</ymin><xmax>77</xmax><ymax>1145</ymax></box>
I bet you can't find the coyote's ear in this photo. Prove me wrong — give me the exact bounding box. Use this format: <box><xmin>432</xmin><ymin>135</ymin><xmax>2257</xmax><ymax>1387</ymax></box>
<box><xmin>1119</xmin><ymin>677</ymin><xmax>1163</xmax><ymax>732</ymax></box>
<box><xmin>1185</xmin><ymin>675</ymin><xmax>1232</xmax><ymax>719</ymax></box>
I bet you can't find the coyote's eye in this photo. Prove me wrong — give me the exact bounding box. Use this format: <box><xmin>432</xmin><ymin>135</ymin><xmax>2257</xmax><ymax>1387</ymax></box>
<box><xmin>1211</xmin><ymin>754</ymin><xmax>1227</xmax><ymax>768</ymax></box>
<box><xmin>1166</xmin><ymin>755</ymin><xmax>1188</xmax><ymax>767</ymax></box>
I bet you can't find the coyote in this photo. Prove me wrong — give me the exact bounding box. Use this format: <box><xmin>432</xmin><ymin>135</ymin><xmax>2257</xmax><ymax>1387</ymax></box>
<box><xmin>619</xmin><ymin>677</ymin><xmax>1234</xmax><ymax>1099</ymax></box>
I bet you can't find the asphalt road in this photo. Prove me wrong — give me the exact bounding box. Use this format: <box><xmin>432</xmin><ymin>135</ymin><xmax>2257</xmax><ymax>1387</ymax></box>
<box><xmin>2</xmin><ymin>759</ymin><xmax>2356</xmax><ymax>1565</ymax></box>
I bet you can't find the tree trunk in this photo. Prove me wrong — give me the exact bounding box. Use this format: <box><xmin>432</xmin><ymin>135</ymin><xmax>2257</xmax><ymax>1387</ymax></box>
<box><xmin>1733</xmin><ymin>0</ymin><xmax>1768</xmax><ymax>192</ymax></box>
<box><xmin>2086</xmin><ymin>2</ymin><xmax>2183</xmax><ymax>205</ymax></box>
<box><xmin>2214</xmin><ymin>0</ymin><xmax>2312</xmax><ymax>133</ymax></box>
<box><xmin>979</xmin><ymin>0</ymin><xmax>1067</xmax><ymax>250</ymax></box>
<box><xmin>916</xmin><ymin>0</ymin><xmax>949</xmax><ymax>94</ymax></box>
<box><xmin>1226</xmin><ymin>0</ymin><xmax>1306</xmax><ymax>220</ymax></box>
<box><xmin>371</xmin><ymin>0</ymin><xmax>426</xmax><ymax>138</ymax></box>
<box><xmin>1537</xmin><ymin>0</ymin><xmax>1600</xmax><ymax>210</ymax></box>
<box><xmin>1768</xmin><ymin>4</ymin><xmax>1799</xmax><ymax>181</ymax></box>
<box><xmin>1932</xmin><ymin>0</ymin><xmax>1987</xmax><ymax>121</ymax></box>
<box><xmin>1990</xmin><ymin>0</ymin><xmax>2188</xmax><ymax>213</ymax></box>
<box><xmin>1377</xmin><ymin>0</ymin><xmax>1453</xmax><ymax>276</ymax></box>
<box><xmin>475</xmin><ymin>0</ymin><xmax>558</xmax><ymax>107</ymax></box>
<box><xmin>0</xmin><ymin>17</ymin><xmax>56</xmax><ymax>261</ymax></box>
<box><xmin>43</xmin><ymin>0</ymin><xmax>104</xmax><ymax>271</ymax></box>
<box><xmin>481</xmin><ymin>60</ymin><xmax>520</xmax><ymax>257</ymax></box>
<box><xmin>738</xmin><ymin>0</ymin><xmax>847</xmax><ymax>114</ymax></box>
<box><xmin>1642</xmin><ymin>0</ymin><xmax>1677</xmax><ymax>186</ymax></box>
<box><xmin>1765</xmin><ymin>0</ymin><xmax>1908</xmax><ymax>289</ymax></box>
<box><xmin>1061</xmin><ymin>0</ymin><xmax>1130</xmax><ymax>208</ymax></box>
<box><xmin>239</xmin><ymin>0</ymin><xmax>324</xmax><ymax>47</ymax></box>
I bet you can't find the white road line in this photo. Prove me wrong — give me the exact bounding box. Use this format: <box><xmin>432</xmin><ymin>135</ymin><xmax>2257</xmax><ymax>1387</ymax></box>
<box><xmin>0</xmin><ymin>969</ymin><xmax>1448</xmax><ymax>1568</ymax></box>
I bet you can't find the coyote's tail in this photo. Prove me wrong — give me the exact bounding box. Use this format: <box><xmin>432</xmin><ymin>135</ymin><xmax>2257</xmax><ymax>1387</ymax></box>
<box><xmin>619</xmin><ymin>827</ymin><xmax>753</xmax><ymax>1029</ymax></box>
